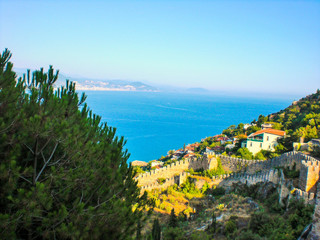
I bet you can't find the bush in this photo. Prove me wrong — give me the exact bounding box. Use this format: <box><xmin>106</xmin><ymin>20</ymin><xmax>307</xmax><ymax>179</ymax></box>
<box><xmin>210</xmin><ymin>186</ymin><xmax>226</xmax><ymax>196</ymax></box>
<box><xmin>163</xmin><ymin>227</ymin><xmax>184</xmax><ymax>240</ymax></box>
<box><xmin>203</xmin><ymin>157</ymin><xmax>225</xmax><ymax>177</ymax></box>
<box><xmin>190</xmin><ymin>231</ymin><xmax>210</xmax><ymax>240</ymax></box>
<box><xmin>236</xmin><ymin>230</ymin><xmax>263</xmax><ymax>240</ymax></box>
<box><xmin>283</xmin><ymin>167</ymin><xmax>300</xmax><ymax>179</ymax></box>
<box><xmin>157</xmin><ymin>178</ymin><xmax>166</xmax><ymax>185</ymax></box>
<box><xmin>225</xmin><ymin>219</ymin><xmax>237</xmax><ymax>235</ymax></box>
<box><xmin>249</xmin><ymin>212</ymin><xmax>272</xmax><ymax>236</ymax></box>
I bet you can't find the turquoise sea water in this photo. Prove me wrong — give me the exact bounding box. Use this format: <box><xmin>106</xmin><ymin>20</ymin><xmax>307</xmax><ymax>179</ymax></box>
<box><xmin>82</xmin><ymin>91</ymin><xmax>292</xmax><ymax>163</ymax></box>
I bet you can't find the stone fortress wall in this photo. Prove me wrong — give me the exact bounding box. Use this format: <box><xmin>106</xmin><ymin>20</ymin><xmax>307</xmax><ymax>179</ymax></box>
<box><xmin>136</xmin><ymin>151</ymin><xmax>320</xmax><ymax>239</ymax></box>
<box><xmin>137</xmin><ymin>151</ymin><xmax>319</xmax><ymax>198</ymax></box>
<box><xmin>218</xmin><ymin>151</ymin><xmax>306</xmax><ymax>174</ymax></box>
<box><xmin>136</xmin><ymin>154</ymin><xmax>217</xmax><ymax>190</ymax></box>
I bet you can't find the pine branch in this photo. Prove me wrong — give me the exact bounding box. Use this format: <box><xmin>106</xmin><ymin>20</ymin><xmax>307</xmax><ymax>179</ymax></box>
<box><xmin>35</xmin><ymin>142</ymin><xmax>59</xmax><ymax>182</ymax></box>
<box><xmin>0</xmin><ymin>120</ymin><xmax>15</xmax><ymax>134</ymax></box>
<box><xmin>19</xmin><ymin>175</ymin><xmax>32</xmax><ymax>185</ymax></box>
<box><xmin>24</xmin><ymin>143</ymin><xmax>34</xmax><ymax>155</ymax></box>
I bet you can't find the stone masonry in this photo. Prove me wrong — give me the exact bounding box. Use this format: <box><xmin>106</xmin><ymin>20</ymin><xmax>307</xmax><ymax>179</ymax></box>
<box><xmin>136</xmin><ymin>151</ymin><xmax>320</xmax><ymax>238</ymax></box>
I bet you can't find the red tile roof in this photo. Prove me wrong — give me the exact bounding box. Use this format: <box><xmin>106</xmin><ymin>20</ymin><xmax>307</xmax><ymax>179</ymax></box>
<box><xmin>249</xmin><ymin>129</ymin><xmax>285</xmax><ymax>137</ymax></box>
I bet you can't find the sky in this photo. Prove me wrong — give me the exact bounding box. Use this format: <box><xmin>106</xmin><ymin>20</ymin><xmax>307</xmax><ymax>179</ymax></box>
<box><xmin>0</xmin><ymin>0</ymin><xmax>319</xmax><ymax>96</ymax></box>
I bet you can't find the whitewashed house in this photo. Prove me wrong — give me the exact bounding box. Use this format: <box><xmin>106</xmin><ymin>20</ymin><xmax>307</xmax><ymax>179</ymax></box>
<box><xmin>241</xmin><ymin>129</ymin><xmax>286</xmax><ymax>155</ymax></box>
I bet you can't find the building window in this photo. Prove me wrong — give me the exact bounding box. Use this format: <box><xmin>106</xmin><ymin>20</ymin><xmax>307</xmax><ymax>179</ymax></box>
<box><xmin>267</xmin><ymin>136</ymin><xmax>269</xmax><ymax>141</ymax></box>
<box><xmin>260</xmin><ymin>143</ymin><xmax>262</xmax><ymax>147</ymax></box>
<box><xmin>250</xmin><ymin>143</ymin><xmax>252</xmax><ymax>147</ymax></box>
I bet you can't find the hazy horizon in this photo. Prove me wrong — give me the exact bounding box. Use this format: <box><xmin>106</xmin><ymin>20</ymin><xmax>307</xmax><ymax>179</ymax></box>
<box><xmin>1</xmin><ymin>0</ymin><xmax>319</xmax><ymax>97</ymax></box>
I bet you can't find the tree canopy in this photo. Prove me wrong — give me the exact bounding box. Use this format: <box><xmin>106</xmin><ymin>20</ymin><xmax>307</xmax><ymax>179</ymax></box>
<box><xmin>0</xmin><ymin>49</ymin><xmax>152</xmax><ymax>239</ymax></box>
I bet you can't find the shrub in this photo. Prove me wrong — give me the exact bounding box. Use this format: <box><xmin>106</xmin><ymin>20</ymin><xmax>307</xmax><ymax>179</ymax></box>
<box><xmin>236</xmin><ymin>230</ymin><xmax>263</xmax><ymax>240</ymax></box>
<box><xmin>210</xmin><ymin>186</ymin><xmax>226</xmax><ymax>196</ymax></box>
<box><xmin>225</xmin><ymin>219</ymin><xmax>237</xmax><ymax>235</ymax></box>
<box><xmin>163</xmin><ymin>227</ymin><xmax>184</xmax><ymax>240</ymax></box>
<box><xmin>190</xmin><ymin>231</ymin><xmax>210</xmax><ymax>240</ymax></box>
<box><xmin>157</xmin><ymin>178</ymin><xmax>166</xmax><ymax>185</ymax></box>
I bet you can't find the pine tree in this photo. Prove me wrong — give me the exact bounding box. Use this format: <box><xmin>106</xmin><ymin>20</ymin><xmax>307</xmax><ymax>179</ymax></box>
<box><xmin>211</xmin><ymin>212</ymin><xmax>217</xmax><ymax>233</ymax></box>
<box><xmin>0</xmin><ymin>49</ymin><xmax>153</xmax><ymax>239</ymax></box>
<box><xmin>136</xmin><ymin>219</ymin><xmax>142</xmax><ymax>240</ymax></box>
<box><xmin>169</xmin><ymin>208</ymin><xmax>178</xmax><ymax>228</ymax></box>
<box><xmin>152</xmin><ymin>218</ymin><xmax>161</xmax><ymax>240</ymax></box>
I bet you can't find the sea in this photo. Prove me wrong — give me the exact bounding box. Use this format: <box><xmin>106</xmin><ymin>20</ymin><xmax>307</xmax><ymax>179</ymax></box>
<box><xmin>81</xmin><ymin>91</ymin><xmax>293</xmax><ymax>163</ymax></box>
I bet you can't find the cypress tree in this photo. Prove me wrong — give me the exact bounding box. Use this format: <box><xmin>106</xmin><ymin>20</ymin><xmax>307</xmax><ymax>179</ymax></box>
<box><xmin>211</xmin><ymin>212</ymin><xmax>217</xmax><ymax>233</ymax></box>
<box><xmin>136</xmin><ymin>219</ymin><xmax>142</xmax><ymax>240</ymax></box>
<box><xmin>152</xmin><ymin>218</ymin><xmax>161</xmax><ymax>240</ymax></box>
<box><xmin>169</xmin><ymin>208</ymin><xmax>178</xmax><ymax>228</ymax></box>
<box><xmin>0</xmin><ymin>49</ymin><xmax>153</xmax><ymax>239</ymax></box>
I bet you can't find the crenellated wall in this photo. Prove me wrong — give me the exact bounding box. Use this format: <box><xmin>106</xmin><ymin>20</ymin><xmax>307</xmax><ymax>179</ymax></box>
<box><xmin>299</xmin><ymin>160</ymin><xmax>320</xmax><ymax>193</ymax></box>
<box><xmin>137</xmin><ymin>151</ymin><xmax>320</xmax><ymax>203</ymax></box>
<box><xmin>214</xmin><ymin>169</ymin><xmax>280</xmax><ymax>186</ymax></box>
<box><xmin>136</xmin><ymin>154</ymin><xmax>216</xmax><ymax>187</ymax></box>
<box><xmin>137</xmin><ymin>151</ymin><xmax>320</xmax><ymax>237</ymax></box>
<box><xmin>218</xmin><ymin>151</ymin><xmax>307</xmax><ymax>174</ymax></box>
<box><xmin>139</xmin><ymin>172</ymin><xmax>190</xmax><ymax>192</ymax></box>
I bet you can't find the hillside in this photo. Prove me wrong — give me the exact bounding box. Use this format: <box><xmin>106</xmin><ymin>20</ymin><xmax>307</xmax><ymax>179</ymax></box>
<box><xmin>14</xmin><ymin>68</ymin><xmax>158</xmax><ymax>92</ymax></box>
<box><xmin>270</xmin><ymin>90</ymin><xmax>320</xmax><ymax>137</ymax></box>
<box><xmin>136</xmin><ymin>91</ymin><xmax>320</xmax><ymax>239</ymax></box>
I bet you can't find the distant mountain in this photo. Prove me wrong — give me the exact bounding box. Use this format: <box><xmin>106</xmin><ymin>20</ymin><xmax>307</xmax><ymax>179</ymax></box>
<box><xmin>14</xmin><ymin>68</ymin><xmax>158</xmax><ymax>92</ymax></box>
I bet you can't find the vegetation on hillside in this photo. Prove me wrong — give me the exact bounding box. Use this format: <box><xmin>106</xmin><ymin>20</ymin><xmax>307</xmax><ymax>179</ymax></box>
<box><xmin>220</xmin><ymin>90</ymin><xmax>320</xmax><ymax>159</ymax></box>
<box><xmin>143</xmin><ymin>180</ymin><xmax>314</xmax><ymax>239</ymax></box>
<box><xmin>0</xmin><ymin>49</ymin><xmax>152</xmax><ymax>239</ymax></box>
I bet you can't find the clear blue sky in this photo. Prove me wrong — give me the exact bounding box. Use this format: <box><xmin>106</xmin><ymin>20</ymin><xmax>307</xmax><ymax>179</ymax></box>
<box><xmin>1</xmin><ymin>0</ymin><xmax>319</xmax><ymax>96</ymax></box>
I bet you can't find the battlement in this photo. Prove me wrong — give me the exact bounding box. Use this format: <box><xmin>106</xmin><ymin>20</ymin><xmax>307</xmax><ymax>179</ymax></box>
<box><xmin>136</xmin><ymin>155</ymin><xmax>209</xmax><ymax>187</ymax></box>
<box><xmin>212</xmin><ymin>169</ymin><xmax>280</xmax><ymax>186</ymax></box>
<box><xmin>294</xmin><ymin>189</ymin><xmax>315</xmax><ymax>204</ymax></box>
<box><xmin>217</xmin><ymin>151</ymin><xmax>308</xmax><ymax>174</ymax></box>
<box><xmin>137</xmin><ymin>151</ymin><xmax>320</xmax><ymax>198</ymax></box>
<box><xmin>139</xmin><ymin>172</ymin><xmax>190</xmax><ymax>192</ymax></box>
<box><xmin>299</xmin><ymin>159</ymin><xmax>320</xmax><ymax>193</ymax></box>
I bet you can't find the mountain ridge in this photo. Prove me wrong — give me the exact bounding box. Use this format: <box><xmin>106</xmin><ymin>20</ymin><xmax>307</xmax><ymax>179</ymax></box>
<box><xmin>14</xmin><ymin>68</ymin><xmax>159</xmax><ymax>92</ymax></box>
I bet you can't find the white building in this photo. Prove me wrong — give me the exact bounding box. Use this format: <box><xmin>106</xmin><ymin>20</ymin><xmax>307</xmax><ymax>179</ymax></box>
<box><xmin>241</xmin><ymin>129</ymin><xmax>286</xmax><ymax>155</ymax></box>
<box><xmin>150</xmin><ymin>161</ymin><xmax>164</xmax><ymax>168</ymax></box>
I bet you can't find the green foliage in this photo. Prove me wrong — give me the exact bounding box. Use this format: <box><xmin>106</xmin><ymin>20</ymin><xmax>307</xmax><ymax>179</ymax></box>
<box><xmin>234</xmin><ymin>182</ymin><xmax>314</xmax><ymax>240</ymax></box>
<box><xmin>210</xmin><ymin>186</ymin><xmax>226</xmax><ymax>196</ymax></box>
<box><xmin>264</xmin><ymin>191</ymin><xmax>285</xmax><ymax>213</ymax></box>
<box><xmin>236</xmin><ymin>230</ymin><xmax>263</xmax><ymax>240</ymax></box>
<box><xmin>157</xmin><ymin>178</ymin><xmax>166</xmax><ymax>185</ymax></box>
<box><xmin>133</xmin><ymin>166</ymin><xmax>145</xmax><ymax>176</ymax></box>
<box><xmin>203</xmin><ymin>157</ymin><xmax>225</xmax><ymax>177</ymax></box>
<box><xmin>136</xmin><ymin>219</ymin><xmax>142</xmax><ymax>240</ymax></box>
<box><xmin>210</xmin><ymin>212</ymin><xmax>217</xmax><ymax>233</ymax></box>
<box><xmin>0</xmin><ymin>49</ymin><xmax>152</xmax><ymax>239</ymax></box>
<box><xmin>246</xmin><ymin>125</ymin><xmax>261</xmax><ymax>135</ymax></box>
<box><xmin>222</xmin><ymin>90</ymin><xmax>320</xmax><ymax>153</ymax></box>
<box><xmin>225</xmin><ymin>218</ymin><xmax>237</xmax><ymax>235</ymax></box>
<box><xmin>201</xmin><ymin>181</ymin><xmax>209</xmax><ymax>193</ymax></box>
<box><xmin>169</xmin><ymin>208</ymin><xmax>178</xmax><ymax>228</ymax></box>
<box><xmin>222</xmin><ymin>125</ymin><xmax>236</xmax><ymax>137</ymax></box>
<box><xmin>254</xmin><ymin>151</ymin><xmax>266</xmax><ymax>160</ymax></box>
<box><xmin>151</xmin><ymin>218</ymin><xmax>161</xmax><ymax>240</ymax></box>
<box><xmin>311</xmin><ymin>145</ymin><xmax>320</xmax><ymax>157</ymax></box>
<box><xmin>236</xmin><ymin>147</ymin><xmax>254</xmax><ymax>160</ymax></box>
<box><xmin>163</xmin><ymin>227</ymin><xmax>184</xmax><ymax>240</ymax></box>
<box><xmin>257</xmin><ymin>115</ymin><xmax>268</xmax><ymax>127</ymax></box>
<box><xmin>259</xmin><ymin>149</ymin><xmax>280</xmax><ymax>159</ymax></box>
<box><xmin>283</xmin><ymin>164</ymin><xmax>300</xmax><ymax>179</ymax></box>
<box><xmin>190</xmin><ymin>231</ymin><xmax>210</xmax><ymax>240</ymax></box>
<box><xmin>249</xmin><ymin>212</ymin><xmax>272</xmax><ymax>236</ymax></box>
<box><xmin>178</xmin><ymin>177</ymin><xmax>200</xmax><ymax>195</ymax></box>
